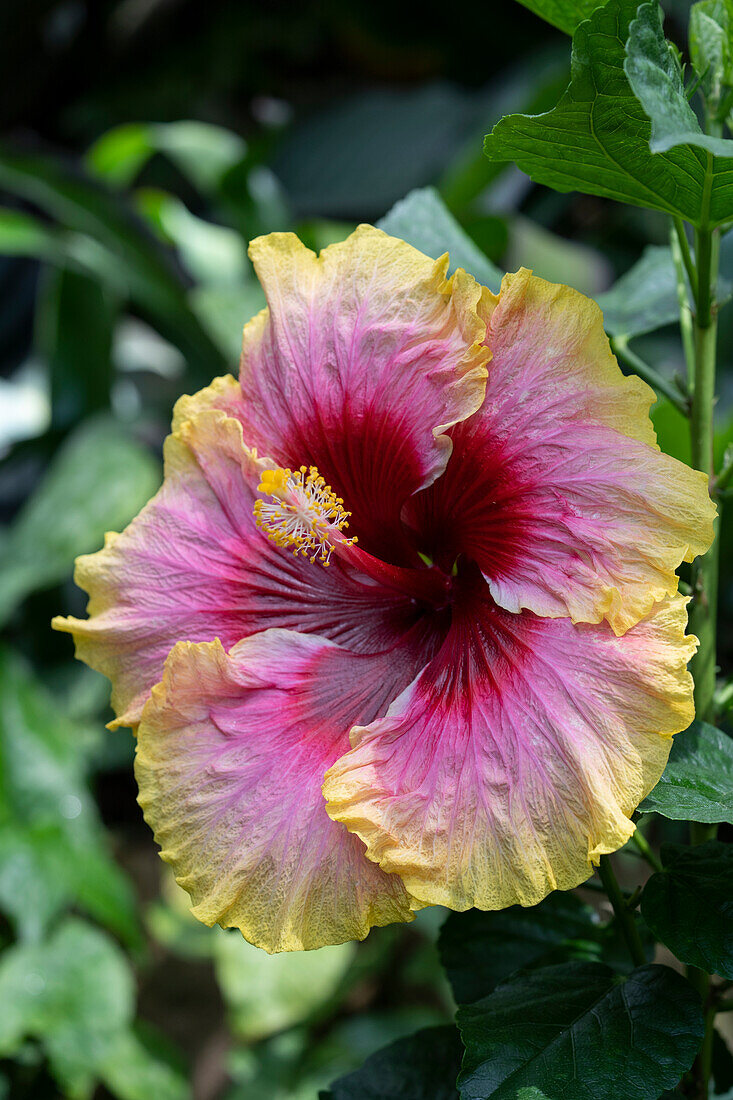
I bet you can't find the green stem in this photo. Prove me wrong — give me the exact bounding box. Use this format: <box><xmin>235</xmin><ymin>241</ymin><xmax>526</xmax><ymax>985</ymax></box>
<box><xmin>670</xmin><ymin>225</ymin><xmax>696</xmax><ymax>391</ymax></box>
<box><xmin>610</xmin><ymin>336</ymin><xmax>689</xmax><ymax>415</ymax></box>
<box><xmin>631</xmin><ymin>830</ymin><xmax>663</xmax><ymax>873</ymax></box>
<box><xmin>597</xmin><ymin>856</ymin><xmax>647</xmax><ymax>967</ymax></box>
<box><xmin>716</xmin><ymin>443</ymin><xmax>733</xmax><ymax>494</ymax></box>
<box><xmin>581</xmin><ymin>876</ymin><xmax>631</xmax><ymax>898</ymax></box>
<box><xmin>685</xmin><ymin>149</ymin><xmax>720</xmax><ymax>1098</ymax></box>
<box><xmin>688</xmin><ymin>219</ymin><xmax>720</xmax><ymax>727</ymax></box>
<box><xmin>673</xmin><ymin>215</ymin><xmax>698</xmax><ymax>300</ymax></box>
<box><xmin>691</xmin><ymin>821</ymin><xmax>718</xmax><ymax>845</ymax></box>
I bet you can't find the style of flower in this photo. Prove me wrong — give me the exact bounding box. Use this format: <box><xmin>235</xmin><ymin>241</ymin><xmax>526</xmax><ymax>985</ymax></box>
<box><xmin>54</xmin><ymin>226</ymin><xmax>715</xmax><ymax>953</ymax></box>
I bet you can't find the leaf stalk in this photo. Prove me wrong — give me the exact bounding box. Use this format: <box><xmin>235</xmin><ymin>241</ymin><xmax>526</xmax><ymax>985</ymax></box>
<box><xmin>597</xmin><ymin>856</ymin><xmax>647</xmax><ymax>968</ymax></box>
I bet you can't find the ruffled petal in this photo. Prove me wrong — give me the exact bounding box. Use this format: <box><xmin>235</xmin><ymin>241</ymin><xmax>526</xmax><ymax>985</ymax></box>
<box><xmin>405</xmin><ymin>269</ymin><xmax>715</xmax><ymax>634</ymax></box>
<box><xmin>323</xmin><ymin>576</ymin><xmax>696</xmax><ymax>912</ymax></box>
<box><xmin>53</xmin><ymin>381</ymin><xmax>428</xmax><ymax>729</ymax></box>
<box><xmin>234</xmin><ymin>225</ymin><xmax>490</xmax><ymax>563</ymax></box>
<box><xmin>135</xmin><ymin>630</ymin><xmax>424</xmax><ymax>952</ymax></box>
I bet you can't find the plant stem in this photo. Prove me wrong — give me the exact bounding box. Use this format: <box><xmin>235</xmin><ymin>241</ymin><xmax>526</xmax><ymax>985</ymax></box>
<box><xmin>597</xmin><ymin>856</ymin><xmax>647</xmax><ymax>967</ymax></box>
<box><xmin>685</xmin><ymin>151</ymin><xmax>720</xmax><ymax>1095</ymax></box>
<box><xmin>670</xmin><ymin>225</ymin><xmax>696</xmax><ymax>390</ymax></box>
<box><xmin>631</xmin><ymin>830</ymin><xmax>663</xmax><ymax>873</ymax></box>
<box><xmin>673</xmin><ymin>215</ymin><xmax>698</xmax><ymax>300</ymax></box>
<box><xmin>688</xmin><ymin>221</ymin><xmax>720</xmax><ymax>727</ymax></box>
<box><xmin>610</xmin><ymin>336</ymin><xmax>689</xmax><ymax>415</ymax></box>
<box><xmin>716</xmin><ymin>443</ymin><xmax>733</xmax><ymax>494</ymax></box>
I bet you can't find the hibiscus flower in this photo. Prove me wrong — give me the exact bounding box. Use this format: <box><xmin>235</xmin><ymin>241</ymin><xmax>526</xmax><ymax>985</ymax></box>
<box><xmin>54</xmin><ymin>226</ymin><xmax>715</xmax><ymax>953</ymax></box>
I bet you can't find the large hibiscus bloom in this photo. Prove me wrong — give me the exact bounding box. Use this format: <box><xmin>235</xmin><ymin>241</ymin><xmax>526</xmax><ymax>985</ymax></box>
<box><xmin>54</xmin><ymin>226</ymin><xmax>715</xmax><ymax>953</ymax></box>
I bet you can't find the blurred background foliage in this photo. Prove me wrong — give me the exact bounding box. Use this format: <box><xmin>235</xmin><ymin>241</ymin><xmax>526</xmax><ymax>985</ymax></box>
<box><xmin>1</xmin><ymin>1</ymin><xmax>732</xmax><ymax>1097</ymax></box>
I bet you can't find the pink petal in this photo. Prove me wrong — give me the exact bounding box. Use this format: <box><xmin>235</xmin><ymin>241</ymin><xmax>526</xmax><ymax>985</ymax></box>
<box><xmin>136</xmin><ymin>629</ymin><xmax>426</xmax><ymax>952</ymax></box>
<box><xmin>324</xmin><ymin>574</ymin><xmax>696</xmax><ymax>911</ymax></box>
<box><xmin>53</xmin><ymin>383</ymin><xmax>433</xmax><ymax>729</ymax></box>
<box><xmin>405</xmin><ymin>269</ymin><xmax>715</xmax><ymax>634</ymax></box>
<box><xmin>234</xmin><ymin>225</ymin><xmax>489</xmax><ymax>564</ymax></box>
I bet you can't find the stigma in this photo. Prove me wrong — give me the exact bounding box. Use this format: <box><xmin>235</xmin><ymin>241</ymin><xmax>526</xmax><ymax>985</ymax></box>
<box><xmin>253</xmin><ymin>466</ymin><xmax>356</xmax><ymax>565</ymax></box>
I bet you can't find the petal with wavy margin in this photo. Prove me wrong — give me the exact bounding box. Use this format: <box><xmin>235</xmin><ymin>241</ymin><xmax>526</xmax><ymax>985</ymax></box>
<box><xmin>324</xmin><ymin>578</ymin><xmax>696</xmax><ymax>911</ymax></box>
<box><xmin>53</xmin><ymin>382</ymin><xmax>428</xmax><ymax>729</ymax></box>
<box><xmin>136</xmin><ymin>630</ymin><xmax>425</xmax><ymax>952</ymax></box>
<box><xmin>405</xmin><ymin>269</ymin><xmax>715</xmax><ymax>634</ymax></box>
<box><xmin>233</xmin><ymin>225</ymin><xmax>490</xmax><ymax>563</ymax></box>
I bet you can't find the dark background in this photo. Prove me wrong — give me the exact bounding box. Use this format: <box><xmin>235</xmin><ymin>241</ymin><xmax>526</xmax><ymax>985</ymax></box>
<box><xmin>1</xmin><ymin>2</ymin><xmax>730</xmax><ymax>1099</ymax></box>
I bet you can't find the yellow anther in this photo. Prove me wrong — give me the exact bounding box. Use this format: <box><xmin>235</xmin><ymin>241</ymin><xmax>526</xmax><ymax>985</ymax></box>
<box><xmin>257</xmin><ymin>468</ymin><xmax>289</xmax><ymax>498</ymax></box>
<box><xmin>253</xmin><ymin>465</ymin><xmax>356</xmax><ymax>565</ymax></box>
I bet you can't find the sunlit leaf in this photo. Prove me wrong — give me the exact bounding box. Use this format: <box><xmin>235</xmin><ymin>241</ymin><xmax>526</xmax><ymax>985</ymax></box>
<box><xmin>0</xmin><ymin>208</ymin><xmax>67</xmax><ymax>260</ymax></box>
<box><xmin>87</xmin><ymin>120</ymin><xmax>246</xmax><ymax>195</ymax></box>
<box><xmin>135</xmin><ymin>189</ymin><xmax>248</xmax><ymax>286</ymax></box>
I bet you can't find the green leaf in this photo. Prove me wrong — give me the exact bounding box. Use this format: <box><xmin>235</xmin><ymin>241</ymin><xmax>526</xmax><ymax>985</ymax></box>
<box><xmin>438</xmin><ymin>892</ymin><xmax>599</xmax><ymax>1004</ymax></box>
<box><xmin>624</xmin><ymin>3</ymin><xmax>733</xmax><ymax>157</ymax></box>
<box><xmin>36</xmin><ymin>266</ymin><xmax>117</xmax><ymax>431</ymax></box>
<box><xmin>712</xmin><ymin>1029</ymin><xmax>733</xmax><ymax>1096</ymax></box>
<box><xmin>456</xmin><ymin>962</ymin><xmax>704</xmax><ymax>1100</ymax></box>
<box><xmin>0</xmin><ymin>417</ymin><xmax>160</xmax><ymax>623</ymax></box>
<box><xmin>323</xmin><ymin>1025</ymin><xmax>462</xmax><ymax>1100</ymax></box>
<box><xmin>98</xmin><ymin>1029</ymin><xmax>189</xmax><ymax>1100</ymax></box>
<box><xmin>0</xmin><ymin>825</ymin><xmax>76</xmax><ymax>943</ymax></box>
<box><xmin>213</xmin><ymin>926</ymin><xmax>355</xmax><ymax>1041</ymax></box>
<box><xmin>377</xmin><ymin>187</ymin><xmax>503</xmax><ymax>292</ymax></box>
<box><xmin>86</xmin><ymin>123</ymin><xmax>155</xmax><ymax>188</ymax></box>
<box><xmin>190</xmin><ymin>282</ymin><xmax>267</xmax><ymax>360</ymax></box>
<box><xmin>514</xmin><ymin>0</ymin><xmax>601</xmax><ymax>35</ymax></box>
<box><xmin>640</xmin><ymin>841</ymin><xmax>733</xmax><ymax>978</ymax></box>
<box><xmin>151</xmin><ymin>121</ymin><xmax>247</xmax><ymax>195</ymax></box>
<box><xmin>651</xmin><ymin>399</ymin><xmax>693</xmax><ymax>466</ymax></box>
<box><xmin>690</xmin><ymin>1</ymin><xmax>733</xmax><ymax>97</ymax></box>
<box><xmin>597</xmin><ymin>246</ymin><xmax>680</xmax><ymax>337</ymax></box>
<box><xmin>505</xmin><ymin>215</ymin><xmax>611</xmax><ymax>295</ymax></box>
<box><xmin>638</xmin><ymin>720</ymin><xmax>733</xmax><ymax>823</ymax></box>
<box><xmin>484</xmin><ymin>0</ymin><xmax>733</xmax><ymax>227</ymax></box>
<box><xmin>87</xmin><ymin>120</ymin><xmax>246</xmax><ymax>195</ymax></box>
<box><xmin>0</xmin><ymin>147</ymin><xmax>227</xmax><ymax>379</ymax></box>
<box><xmin>135</xmin><ymin>189</ymin><xmax>248</xmax><ymax>286</ymax></box>
<box><xmin>0</xmin><ymin>917</ymin><xmax>135</xmax><ymax>1095</ymax></box>
<box><xmin>0</xmin><ymin>647</ymin><xmax>141</xmax><ymax>947</ymax></box>
<box><xmin>0</xmin><ymin>646</ymin><xmax>98</xmax><ymax>832</ymax></box>
<box><xmin>0</xmin><ymin>207</ymin><xmax>68</xmax><ymax>260</ymax></box>
<box><xmin>275</xmin><ymin>84</ymin><xmax>476</xmax><ymax>221</ymax></box>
